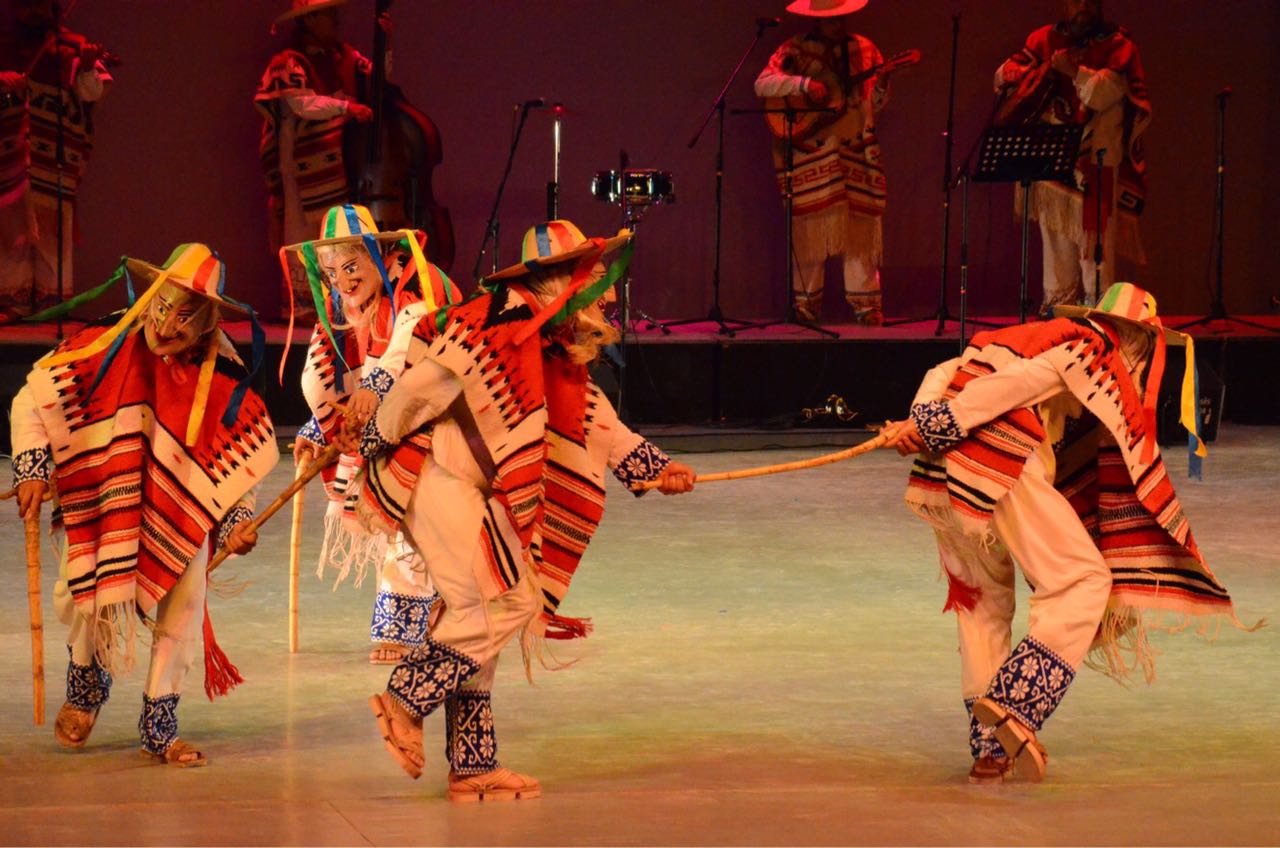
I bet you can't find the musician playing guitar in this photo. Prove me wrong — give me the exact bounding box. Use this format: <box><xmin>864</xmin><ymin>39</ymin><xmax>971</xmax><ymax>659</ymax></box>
<box><xmin>255</xmin><ymin>0</ymin><xmax>375</xmax><ymax>319</ymax></box>
<box><xmin>0</xmin><ymin>0</ymin><xmax>113</xmax><ymax>320</ymax></box>
<box><xmin>995</xmin><ymin>0</ymin><xmax>1151</xmax><ymax>313</ymax></box>
<box><xmin>755</xmin><ymin>0</ymin><xmax>917</xmax><ymax>326</ymax></box>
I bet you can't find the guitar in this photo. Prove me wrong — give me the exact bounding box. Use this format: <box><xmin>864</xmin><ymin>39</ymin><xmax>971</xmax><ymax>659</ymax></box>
<box><xmin>765</xmin><ymin>47</ymin><xmax>920</xmax><ymax>141</ymax></box>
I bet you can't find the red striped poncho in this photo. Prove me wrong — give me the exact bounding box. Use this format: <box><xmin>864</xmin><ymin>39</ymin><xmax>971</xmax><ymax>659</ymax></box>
<box><xmin>26</xmin><ymin>325</ymin><xmax>278</xmax><ymax>627</ymax></box>
<box><xmin>906</xmin><ymin>318</ymin><xmax>1245</xmax><ymax>676</ymax></box>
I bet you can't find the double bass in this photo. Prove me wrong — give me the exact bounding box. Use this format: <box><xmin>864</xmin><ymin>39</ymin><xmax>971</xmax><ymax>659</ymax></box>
<box><xmin>344</xmin><ymin>0</ymin><xmax>455</xmax><ymax>271</ymax></box>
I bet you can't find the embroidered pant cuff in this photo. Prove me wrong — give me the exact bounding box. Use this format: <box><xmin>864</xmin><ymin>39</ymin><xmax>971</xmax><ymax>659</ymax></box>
<box><xmin>386</xmin><ymin>638</ymin><xmax>481</xmax><ymax>720</ymax></box>
<box><xmin>139</xmin><ymin>693</ymin><xmax>180</xmax><ymax>754</ymax></box>
<box><xmin>65</xmin><ymin>647</ymin><xmax>112</xmax><ymax>711</ymax></box>
<box><xmin>965</xmin><ymin>697</ymin><xmax>1007</xmax><ymax>759</ymax></box>
<box><xmin>370</xmin><ymin>591</ymin><xmax>437</xmax><ymax>647</ymax></box>
<box><xmin>982</xmin><ymin>635</ymin><xmax>1075</xmax><ymax>732</ymax></box>
<box><xmin>445</xmin><ymin>690</ymin><xmax>499</xmax><ymax>775</ymax></box>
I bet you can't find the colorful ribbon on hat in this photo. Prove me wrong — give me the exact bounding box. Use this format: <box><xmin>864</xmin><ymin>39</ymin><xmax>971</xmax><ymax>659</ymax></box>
<box><xmin>511</xmin><ymin>238</ymin><xmax>634</xmax><ymax>346</ymax></box>
<box><xmin>36</xmin><ymin>244</ymin><xmax>264</xmax><ymax>448</ymax></box>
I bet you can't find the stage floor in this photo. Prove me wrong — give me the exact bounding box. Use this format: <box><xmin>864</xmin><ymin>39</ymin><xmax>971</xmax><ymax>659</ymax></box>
<box><xmin>0</xmin><ymin>427</ymin><xmax>1277</xmax><ymax>846</ymax></box>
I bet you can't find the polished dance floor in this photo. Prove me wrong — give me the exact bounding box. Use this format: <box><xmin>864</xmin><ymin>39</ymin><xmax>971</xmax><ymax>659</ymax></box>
<box><xmin>0</xmin><ymin>428</ymin><xmax>1277</xmax><ymax>846</ymax></box>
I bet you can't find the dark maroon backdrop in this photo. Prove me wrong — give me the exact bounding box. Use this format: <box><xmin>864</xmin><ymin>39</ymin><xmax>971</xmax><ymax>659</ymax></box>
<box><xmin>23</xmin><ymin>0</ymin><xmax>1280</xmax><ymax>322</ymax></box>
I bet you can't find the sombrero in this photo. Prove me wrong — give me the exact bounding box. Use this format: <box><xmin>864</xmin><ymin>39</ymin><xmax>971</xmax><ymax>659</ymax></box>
<box><xmin>274</xmin><ymin>0</ymin><xmax>346</xmax><ymax>28</ymax></box>
<box><xmin>277</xmin><ymin>204</ymin><xmax>457</xmax><ymax>378</ymax></box>
<box><xmin>35</xmin><ymin>243</ymin><xmax>265</xmax><ymax>448</ymax></box>
<box><xmin>481</xmin><ymin>220</ymin><xmax>635</xmax><ymax>345</ymax></box>
<box><xmin>786</xmin><ymin>0</ymin><xmax>870</xmax><ymax>17</ymax></box>
<box><xmin>484</xmin><ymin>220</ymin><xmax>632</xmax><ymax>283</ymax></box>
<box><xmin>1054</xmin><ymin>282</ymin><xmax>1207</xmax><ymax>473</ymax></box>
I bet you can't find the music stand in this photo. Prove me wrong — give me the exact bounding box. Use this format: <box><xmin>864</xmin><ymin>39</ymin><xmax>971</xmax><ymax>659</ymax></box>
<box><xmin>972</xmin><ymin>123</ymin><xmax>1083</xmax><ymax>323</ymax></box>
<box><xmin>731</xmin><ymin>103</ymin><xmax>839</xmax><ymax>339</ymax></box>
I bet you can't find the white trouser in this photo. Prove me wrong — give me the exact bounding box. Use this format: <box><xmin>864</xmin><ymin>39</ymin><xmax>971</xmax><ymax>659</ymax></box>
<box><xmin>792</xmin><ymin>210</ymin><xmax>882</xmax><ymax>304</ymax></box>
<box><xmin>1040</xmin><ymin>216</ymin><xmax>1116</xmax><ymax>310</ymax></box>
<box><xmin>401</xmin><ymin>458</ymin><xmax>540</xmax><ymax>668</ymax></box>
<box><xmin>55</xmin><ymin>539</ymin><xmax>208</xmax><ymax>699</ymax></box>
<box><xmin>0</xmin><ymin>197</ymin><xmax>73</xmax><ymax>313</ymax></box>
<box><xmin>934</xmin><ymin>451</ymin><xmax>1112</xmax><ymax>700</ymax></box>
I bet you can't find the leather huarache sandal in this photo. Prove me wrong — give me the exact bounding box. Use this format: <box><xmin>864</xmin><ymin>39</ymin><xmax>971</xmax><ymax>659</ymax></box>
<box><xmin>53</xmin><ymin>701</ymin><xmax>100</xmax><ymax>749</ymax></box>
<box><xmin>368</xmin><ymin>692</ymin><xmax>424</xmax><ymax>779</ymax></box>
<box><xmin>368</xmin><ymin>643</ymin><xmax>411</xmax><ymax>665</ymax></box>
<box><xmin>140</xmin><ymin>738</ymin><xmax>208</xmax><ymax>768</ymax></box>
<box><xmin>972</xmin><ymin>697</ymin><xmax>1048</xmax><ymax>782</ymax></box>
<box><xmin>447</xmin><ymin>767</ymin><xmax>541</xmax><ymax>803</ymax></box>
<box><xmin>968</xmin><ymin>754</ymin><xmax>1015</xmax><ymax>785</ymax></box>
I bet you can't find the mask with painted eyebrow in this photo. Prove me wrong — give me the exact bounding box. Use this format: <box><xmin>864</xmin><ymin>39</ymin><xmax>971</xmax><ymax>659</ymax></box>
<box><xmin>144</xmin><ymin>283</ymin><xmax>216</xmax><ymax>358</ymax></box>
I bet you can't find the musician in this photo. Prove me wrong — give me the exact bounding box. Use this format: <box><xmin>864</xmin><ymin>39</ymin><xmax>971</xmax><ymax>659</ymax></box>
<box><xmin>255</xmin><ymin>0</ymin><xmax>374</xmax><ymax>318</ymax></box>
<box><xmin>0</xmin><ymin>0</ymin><xmax>112</xmax><ymax>320</ymax></box>
<box><xmin>996</xmin><ymin>0</ymin><xmax>1151</xmax><ymax>312</ymax></box>
<box><xmin>754</xmin><ymin>0</ymin><xmax>893</xmax><ymax>326</ymax></box>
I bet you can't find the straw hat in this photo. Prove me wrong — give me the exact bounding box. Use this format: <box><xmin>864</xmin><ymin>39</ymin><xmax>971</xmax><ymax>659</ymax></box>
<box><xmin>124</xmin><ymin>243</ymin><xmax>251</xmax><ymax>314</ymax></box>
<box><xmin>274</xmin><ymin>0</ymin><xmax>346</xmax><ymax>27</ymax></box>
<box><xmin>282</xmin><ymin>203</ymin><xmax>420</xmax><ymax>254</ymax></box>
<box><xmin>786</xmin><ymin>0</ymin><xmax>870</xmax><ymax>17</ymax></box>
<box><xmin>485</xmin><ymin>220</ymin><xmax>632</xmax><ymax>283</ymax></box>
<box><xmin>1053</xmin><ymin>282</ymin><xmax>1187</xmax><ymax>346</ymax></box>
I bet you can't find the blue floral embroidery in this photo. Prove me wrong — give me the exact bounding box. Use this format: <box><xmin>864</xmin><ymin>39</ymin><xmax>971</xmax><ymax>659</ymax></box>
<box><xmin>370</xmin><ymin>591</ymin><xmax>437</xmax><ymax>647</ymax></box>
<box><xmin>386</xmin><ymin>638</ymin><xmax>480</xmax><ymax>719</ymax></box>
<box><xmin>296</xmin><ymin>416</ymin><xmax>326</xmax><ymax>447</ymax></box>
<box><xmin>12</xmin><ymin>446</ymin><xmax>52</xmax><ymax>485</ymax></box>
<box><xmin>138</xmin><ymin>693</ymin><xmax>180</xmax><ymax>754</ymax></box>
<box><xmin>965</xmin><ymin>696</ymin><xmax>1006</xmax><ymax>759</ymax></box>
<box><xmin>612</xmin><ymin>440</ymin><xmax>671</xmax><ymax>496</ymax></box>
<box><xmin>983</xmin><ymin>636</ymin><xmax>1075</xmax><ymax>731</ymax></box>
<box><xmin>446</xmin><ymin>690</ymin><xmax>498</xmax><ymax>775</ymax></box>
<box><xmin>910</xmin><ymin>400</ymin><xmax>966</xmax><ymax>454</ymax></box>
<box><xmin>359</xmin><ymin>415</ymin><xmax>394</xmax><ymax>460</ymax></box>
<box><xmin>361</xmin><ymin>367</ymin><xmax>395</xmax><ymax>399</ymax></box>
<box><xmin>65</xmin><ymin>647</ymin><xmax>112</xmax><ymax>711</ymax></box>
<box><xmin>217</xmin><ymin>504</ymin><xmax>255</xmax><ymax>551</ymax></box>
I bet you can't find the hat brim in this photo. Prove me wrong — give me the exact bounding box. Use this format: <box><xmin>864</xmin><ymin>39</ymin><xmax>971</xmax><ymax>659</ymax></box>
<box><xmin>786</xmin><ymin>0</ymin><xmax>870</xmax><ymax>17</ymax></box>
<box><xmin>274</xmin><ymin>0</ymin><xmax>346</xmax><ymax>27</ymax></box>
<box><xmin>280</xmin><ymin>229</ymin><xmax>424</xmax><ymax>256</ymax></box>
<box><xmin>126</xmin><ymin>257</ymin><xmax>251</xmax><ymax>315</ymax></box>
<box><xmin>484</xmin><ymin>230</ymin><xmax>633</xmax><ymax>283</ymax></box>
<box><xmin>1053</xmin><ymin>303</ymin><xmax>1187</xmax><ymax>347</ymax></box>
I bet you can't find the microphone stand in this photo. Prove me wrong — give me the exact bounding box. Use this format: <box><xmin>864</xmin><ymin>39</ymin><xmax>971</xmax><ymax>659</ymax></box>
<box><xmin>546</xmin><ymin>103</ymin><xmax>562</xmax><ymax>220</ymax></box>
<box><xmin>657</xmin><ymin>16</ymin><xmax>772</xmax><ymax>337</ymax></box>
<box><xmin>52</xmin><ymin>3</ymin><xmax>69</xmax><ymax>340</ymax></box>
<box><xmin>473</xmin><ymin>103</ymin><xmax>536</xmax><ymax>280</ymax></box>
<box><xmin>884</xmin><ymin>13</ymin><xmax>997</xmax><ymax>339</ymax></box>
<box><xmin>1175</xmin><ymin>87</ymin><xmax>1277</xmax><ymax>334</ymax></box>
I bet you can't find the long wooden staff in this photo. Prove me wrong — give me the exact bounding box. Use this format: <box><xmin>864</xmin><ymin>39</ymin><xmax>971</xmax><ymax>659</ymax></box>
<box><xmin>208</xmin><ymin>443</ymin><xmax>340</xmax><ymax>575</ymax></box>
<box><xmin>640</xmin><ymin>431</ymin><xmax>891</xmax><ymax>490</ymax></box>
<box><xmin>288</xmin><ymin>462</ymin><xmax>305</xmax><ymax>654</ymax></box>
<box><xmin>2</xmin><ymin>486</ymin><xmax>49</xmax><ymax>725</ymax></box>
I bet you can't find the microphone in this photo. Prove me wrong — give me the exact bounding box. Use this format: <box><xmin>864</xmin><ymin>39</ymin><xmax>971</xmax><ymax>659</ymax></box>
<box><xmin>757</xmin><ymin>16</ymin><xmax>781</xmax><ymax>27</ymax></box>
<box><xmin>1216</xmin><ymin>85</ymin><xmax>1233</xmax><ymax>100</ymax></box>
<box><xmin>521</xmin><ymin>98</ymin><xmax>547</xmax><ymax>108</ymax></box>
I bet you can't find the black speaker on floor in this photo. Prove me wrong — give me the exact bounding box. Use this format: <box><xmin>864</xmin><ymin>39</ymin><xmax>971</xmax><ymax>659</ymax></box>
<box><xmin>1156</xmin><ymin>345</ymin><xmax>1224</xmax><ymax>445</ymax></box>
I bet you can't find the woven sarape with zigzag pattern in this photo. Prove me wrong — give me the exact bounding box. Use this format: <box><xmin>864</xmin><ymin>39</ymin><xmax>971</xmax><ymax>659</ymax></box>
<box><xmin>25</xmin><ymin>326</ymin><xmax>277</xmax><ymax>620</ymax></box>
<box><xmin>355</xmin><ymin>284</ymin><xmax>641</xmax><ymax>637</ymax></box>
<box><xmin>254</xmin><ymin>45</ymin><xmax>368</xmax><ymax>226</ymax></box>
<box><xmin>906</xmin><ymin>318</ymin><xmax>1237</xmax><ymax>628</ymax></box>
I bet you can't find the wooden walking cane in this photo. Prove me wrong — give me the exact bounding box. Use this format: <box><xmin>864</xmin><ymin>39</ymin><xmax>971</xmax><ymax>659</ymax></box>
<box><xmin>639</xmin><ymin>430</ymin><xmax>892</xmax><ymax>490</ymax></box>
<box><xmin>208</xmin><ymin>443</ymin><xmax>341</xmax><ymax>575</ymax></box>
<box><xmin>288</xmin><ymin>461</ymin><xmax>305</xmax><ymax>653</ymax></box>
<box><xmin>3</xmin><ymin>485</ymin><xmax>49</xmax><ymax>725</ymax></box>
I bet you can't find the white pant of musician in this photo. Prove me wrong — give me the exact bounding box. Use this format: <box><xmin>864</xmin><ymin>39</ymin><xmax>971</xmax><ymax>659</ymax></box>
<box><xmin>0</xmin><ymin>196</ymin><xmax>73</xmax><ymax>316</ymax></box>
<box><xmin>933</xmin><ymin>451</ymin><xmax>1111</xmax><ymax>703</ymax></box>
<box><xmin>1040</xmin><ymin>216</ymin><xmax>1116</xmax><ymax>311</ymax></box>
<box><xmin>792</xmin><ymin>207</ymin><xmax>882</xmax><ymax>314</ymax></box>
<box><xmin>55</xmin><ymin>538</ymin><xmax>208</xmax><ymax>700</ymax></box>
